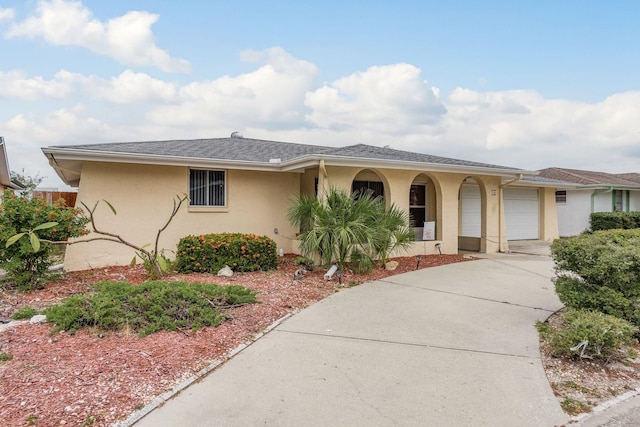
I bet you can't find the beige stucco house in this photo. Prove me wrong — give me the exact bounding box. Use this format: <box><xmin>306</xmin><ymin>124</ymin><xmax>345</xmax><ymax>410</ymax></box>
<box><xmin>42</xmin><ymin>135</ymin><xmax>560</xmax><ymax>271</ymax></box>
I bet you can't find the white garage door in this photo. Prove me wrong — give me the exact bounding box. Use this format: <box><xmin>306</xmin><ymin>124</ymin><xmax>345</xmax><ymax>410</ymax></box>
<box><xmin>460</xmin><ymin>185</ymin><xmax>481</xmax><ymax>237</ymax></box>
<box><xmin>504</xmin><ymin>188</ymin><xmax>539</xmax><ymax>240</ymax></box>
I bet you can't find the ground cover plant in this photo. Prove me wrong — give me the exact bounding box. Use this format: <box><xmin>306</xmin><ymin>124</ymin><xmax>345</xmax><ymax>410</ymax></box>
<box><xmin>44</xmin><ymin>281</ymin><xmax>258</xmax><ymax>337</ymax></box>
<box><xmin>537</xmin><ymin>309</ymin><xmax>637</xmax><ymax>360</ymax></box>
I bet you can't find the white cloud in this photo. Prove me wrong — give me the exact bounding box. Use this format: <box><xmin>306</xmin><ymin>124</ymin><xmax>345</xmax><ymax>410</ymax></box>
<box><xmin>5</xmin><ymin>0</ymin><xmax>190</xmax><ymax>73</ymax></box>
<box><xmin>2</xmin><ymin>106</ymin><xmax>112</xmax><ymax>187</ymax></box>
<box><xmin>87</xmin><ymin>69</ymin><xmax>178</xmax><ymax>104</ymax></box>
<box><xmin>3</xmin><ymin>47</ymin><xmax>640</xmax><ymax>189</ymax></box>
<box><xmin>146</xmin><ymin>47</ymin><xmax>318</xmax><ymax>129</ymax></box>
<box><xmin>305</xmin><ymin>63</ymin><xmax>446</xmax><ymax>134</ymax></box>
<box><xmin>0</xmin><ymin>68</ymin><xmax>178</xmax><ymax>105</ymax></box>
<box><xmin>0</xmin><ymin>69</ymin><xmax>79</xmax><ymax>99</ymax></box>
<box><xmin>0</xmin><ymin>7</ymin><xmax>15</xmax><ymax>22</ymax></box>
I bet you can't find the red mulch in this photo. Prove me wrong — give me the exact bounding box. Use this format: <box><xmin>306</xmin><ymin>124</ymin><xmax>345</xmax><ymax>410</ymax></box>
<box><xmin>0</xmin><ymin>254</ymin><xmax>471</xmax><ymax>426</ymax></box>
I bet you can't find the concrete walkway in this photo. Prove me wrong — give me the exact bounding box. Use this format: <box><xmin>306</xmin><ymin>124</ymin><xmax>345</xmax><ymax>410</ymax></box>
<box><xmin>135</xmin><ymin>254</ymin><xmax>568</xmax><ymax>426</ymax></box>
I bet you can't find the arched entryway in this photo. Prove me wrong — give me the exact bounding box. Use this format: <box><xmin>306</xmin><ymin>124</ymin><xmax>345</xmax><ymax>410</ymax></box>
<box><xmin>409</xmin><ymin>173</ymin><xmax>438</xmax><ymax>241</ymax></box>
<box><xmin>458</xmin><ymin>176</ymin><xmax>486</xmax><ymax>251</ymax></box>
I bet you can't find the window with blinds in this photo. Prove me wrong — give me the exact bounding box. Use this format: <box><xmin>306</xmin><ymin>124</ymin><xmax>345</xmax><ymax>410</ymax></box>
<box><xmin>189</xmin><ymin>170</ymin><xmax>226</xmax><ymax>206</ymax></box>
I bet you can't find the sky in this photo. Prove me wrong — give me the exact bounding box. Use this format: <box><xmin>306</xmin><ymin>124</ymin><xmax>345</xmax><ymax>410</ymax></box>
<box><xmin>0</xmin><ymin>0</ymin><xmax>639</xmax><ymax>189</ymax></box>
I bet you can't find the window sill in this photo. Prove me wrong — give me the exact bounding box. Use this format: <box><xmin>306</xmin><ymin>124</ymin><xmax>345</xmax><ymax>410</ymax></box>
<box><xmin>188</xmin><ymin>206</ymin><xmax>229</xmax><ymax>213</ymax></box>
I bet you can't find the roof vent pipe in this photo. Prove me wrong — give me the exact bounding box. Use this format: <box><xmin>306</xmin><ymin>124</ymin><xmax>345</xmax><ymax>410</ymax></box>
<box><xmin>231</xmin><ymin>131</ymin><xmax>243</xmax><ymax>139</ymax></box>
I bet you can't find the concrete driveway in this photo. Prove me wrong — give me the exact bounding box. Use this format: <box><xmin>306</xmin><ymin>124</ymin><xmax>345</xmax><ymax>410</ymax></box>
<box><xmin>135</xmin><ymin>253</ymin><xmax>568</xmax><ymax>426</ymax></box>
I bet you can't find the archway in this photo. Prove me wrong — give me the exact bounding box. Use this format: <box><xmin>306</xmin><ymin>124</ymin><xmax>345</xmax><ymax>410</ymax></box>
<box><xmin>458</xmin><ymin>176</ymin><xmax>486</xmax><ymax>251</ymax></box>
<box><xmin>352</xmin><ymin>169</ymin><xmax>387</xmax><ymax>203</ymax></box>
<box><xmin>409</xmin><ymin>173</ymin><xmax>438</xmax><ymax>241</ymax></box>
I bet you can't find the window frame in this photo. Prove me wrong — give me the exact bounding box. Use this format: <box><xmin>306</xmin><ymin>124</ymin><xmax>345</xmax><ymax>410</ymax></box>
<box><xmin>409</xmin><ymin>183</ymin><xmax>427</xmax><ymax>228</ymax></box>
<box><xmin>555</xmin><ymin>190</ymin><xmax>567</xmax><ymax>205</ymax></box>
<box><xmin>188</xmin><ymin>169</ymin><xmax>227</xmax><ymax>208</ymax></box>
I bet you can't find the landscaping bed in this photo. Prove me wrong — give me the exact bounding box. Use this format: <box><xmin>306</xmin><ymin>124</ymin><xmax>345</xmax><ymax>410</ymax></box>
<box><xmin>539</xmin><ymin>309</ymin><xmax>640</xmax><ymax>417</ymax></box>
<box><xmin>0</xmin><ymin>254</ymin><xmax>469</xmax><ymax>426</ymax></box>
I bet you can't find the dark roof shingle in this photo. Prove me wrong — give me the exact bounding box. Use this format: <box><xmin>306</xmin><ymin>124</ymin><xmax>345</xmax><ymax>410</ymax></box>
<box><xmin>538</xmin><ymin>168</ymin><xmax>640</xmax><ymax>186</ymax></box>
<box><xmin>54</xmin><ymin>137</ymin><xmax>522</xmax><ymax>171</ymax></box>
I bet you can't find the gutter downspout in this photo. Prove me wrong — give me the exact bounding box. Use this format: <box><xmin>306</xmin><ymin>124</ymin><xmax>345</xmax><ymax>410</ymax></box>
<box><xmin>591</xmin><ymin>187</ymin><xmax>613</xmax><ymax>213</ymax></box>
<box><xmin>499</xmin><ymin>174</ymin><xmax>523</xmax><ymax>253</ymax></box>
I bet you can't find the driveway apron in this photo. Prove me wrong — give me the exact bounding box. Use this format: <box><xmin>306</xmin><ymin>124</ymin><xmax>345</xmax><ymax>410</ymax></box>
<box><xmin>136</xmin><ymin>255</ymin><xmax>569</xmax><ymax>427</ymax></box>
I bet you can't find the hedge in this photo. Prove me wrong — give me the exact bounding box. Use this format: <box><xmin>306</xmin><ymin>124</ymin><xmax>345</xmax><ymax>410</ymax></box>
<box><xmin>590</xmin><ymin>211</ymin><xmax>640</xmax><ymax>231</ymax></box>
<box><xmin>551</xmin><ymin>229</ymin><xmax>640</xmax><ymax>326</ymax></box>
<box><xmin>175</xmin><ymin>233</ymin><xmax>278</xmax><ymax>273</ymax></box>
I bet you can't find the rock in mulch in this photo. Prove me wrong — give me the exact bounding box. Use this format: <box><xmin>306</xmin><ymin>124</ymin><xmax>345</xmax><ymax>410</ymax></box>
<box><xmin>217</xmin><ymin>265</ymin><xmax>234</xmax><ymax>277</ymax></box>
<box><xmin>384</xmin><ymin>260</ymin><xmax>399</xmax><ymax>271</ymax></box>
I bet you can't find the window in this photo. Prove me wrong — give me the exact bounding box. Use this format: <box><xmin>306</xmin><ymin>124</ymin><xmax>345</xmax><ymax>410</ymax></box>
<box><xmin>555</xmin><ymin>190</ymin><xmax>567</xmax><ymax>204</ymax></box>
<box><xmin>352</xmin><ymin>180</ymin><xmax>384</xmax><ymax>199</ymax></box>
<box><xmin>189</xmin><ymin>170</ymin><xmax>225</xmax><ymax>206</ymax></box>
<box><xmin>409</xmin><ymin>184</ymin><xmax>426</xmax><ymax>227</ymax></box>
<box><xmin>613</xmin><ymin>190</ymin><xmax>624</xmax><ymax>212</ymax></box>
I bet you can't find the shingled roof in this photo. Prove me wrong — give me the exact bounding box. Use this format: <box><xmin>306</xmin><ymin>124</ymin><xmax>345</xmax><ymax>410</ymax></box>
<box><xmin>48</xmin><ymin>137</ymin><xmax>520</xmax><ymax>170</ymax></box>
<box><xmin>538</xmin><ymin>167</ymin><xmax>640</xmax><ymax>187</ymax></box>
<box><xmin>43</xmin><ymin>136</ymin><xmax>536</xmax><ymax>187</ymax></box>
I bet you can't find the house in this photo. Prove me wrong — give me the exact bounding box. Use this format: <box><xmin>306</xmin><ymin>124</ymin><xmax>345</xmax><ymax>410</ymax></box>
<box><xmin>0</xmin><ymin>137</ymin><xmax>23</xmax><ymax>192</ymax></box>
<box><xmin>42</xmin><ymin>135</ymin><xmax>561</xmax><ymax>271</ymax></box>
<box><xmin>538</xmin><ymin>167</ymin><xmax>640</xmax><ymax>236</ymax></box>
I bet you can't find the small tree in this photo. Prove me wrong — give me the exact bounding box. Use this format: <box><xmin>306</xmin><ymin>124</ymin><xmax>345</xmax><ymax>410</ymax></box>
<box><xmin>0</xmin><ymin>190</ymin><xmax>88</xmax><ymax>290</ymax></box>
<box><xmin>6</xmin><ymin>194</ymin><xmax>189</xmax><ymax>283</ymax></box>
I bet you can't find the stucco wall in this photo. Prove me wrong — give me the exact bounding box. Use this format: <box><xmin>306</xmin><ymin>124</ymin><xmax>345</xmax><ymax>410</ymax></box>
<box><xmin>64</xmin><ymin>162</ymin><xmax>300</xmax><ymax>271</ymax></box>
<box><xmin>557</xmin><ymin>190</ymin><xmax>591</xmax><ymax>236</ymax></box>
<box><xmin>593</xmin><ymin>192</ymin><xmax>613</xmax><ymax>212</ymax></box>
<box><xmin>539</xmin><ymin>187</ymin><xmax>559</xmax><ymax>241</ymax></box>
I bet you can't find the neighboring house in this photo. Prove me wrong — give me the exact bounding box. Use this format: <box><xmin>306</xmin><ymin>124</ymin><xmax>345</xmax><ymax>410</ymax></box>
<box><xmin>0</xmin><ymin>137</ymin><xmax>23</xmax><ymax>192</ymax></box>
<box><xmin>538</xmin><ymin>168</ymin><xmax>640</xmax><ymax>236</ymax></box>
<box><xmin>42</xmin><ymin>135</ymin><xmax>560</xmax><ymax>271</ymax></box>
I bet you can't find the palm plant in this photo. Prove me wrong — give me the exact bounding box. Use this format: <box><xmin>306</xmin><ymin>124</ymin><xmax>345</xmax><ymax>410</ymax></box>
<box><xmin>370</xmin><ymin>202</ymin><xmax>415</xmax><ymax>265</ymax></box>
<box><xmin>288</xmin><ymin>187</ymin><xmax>414</xmax><ymax>273</ymax></box>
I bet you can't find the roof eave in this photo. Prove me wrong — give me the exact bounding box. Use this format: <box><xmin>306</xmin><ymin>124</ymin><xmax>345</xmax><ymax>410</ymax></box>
<box><xmin>281</xmin><ymin>154</ymin><xmax>535</xmax><ymax>178</ymax></box>
<box><xmin>43</xmin><ymin>147</ymin><xmax>537</xmax><ymax>186</ymax></box>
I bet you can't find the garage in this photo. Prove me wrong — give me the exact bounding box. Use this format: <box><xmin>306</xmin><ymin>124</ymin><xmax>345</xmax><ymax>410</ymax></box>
<box><xmin>504</xmin><ymin>188</ymin><xmax>539</xmax><ymax>240</ymax></box>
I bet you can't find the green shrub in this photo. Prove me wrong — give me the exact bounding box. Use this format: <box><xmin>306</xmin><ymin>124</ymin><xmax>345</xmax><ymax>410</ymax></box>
<box><xmin>551</xmin><ymin>229</ymin><xmax>640</xmax><ymax>290</ymax></box>
<box><xmin>0</xmin><ymin>190</ymin><xmax>88</xmax><ymax>291</ymax></box>
<box><xmin>552</xmin><ymin>230</ymin><xmax>640</xmax><ymax>326</ymax></box>
<box><xmin>44</xmin><ymin>280</ymin><xmax>258</xmax><ymax>337</ymax></box>
<box><xmin>12</xmin><ymin>306</ymin><xmax>39</xmax><ymax>320</ymax></box>
<box><xmin>0</xmin><ymin>352</ymin><xmax>12</xmax><ymax>362</ymax></box>
<box><xmin>538</xmin><ymin>309</ymin><xmax>638</xmax><ymax>360</ymax></box>
<box><xmin>175</xmin><ymin>233</ymin><xmax>278</xmax><ymax>274</ymax></box>
<box><xmin>554</xmin><ymin>276</ymin><xmax>640</xmax><ymax>325</ymax></box>
<box><xmin>590</xmin><ymin>211</ymin><xmax>640</xmax><ymax>231</ymax></box>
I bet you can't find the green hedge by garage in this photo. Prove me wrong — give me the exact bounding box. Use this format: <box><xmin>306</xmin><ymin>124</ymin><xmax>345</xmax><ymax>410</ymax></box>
<box><xmin>551</xmin><ymin>229</ymin><xmax>640</xmax><ymax>326</ymax></box>
<box><xmin>175</xmin><ymin>233</ymin><xmax>278</xmax><ymax>273</ymax></box>
<box><xmin>590</xmin><ymin>211</ymin><xmax>640</xmax><ymax>231</ymax></box>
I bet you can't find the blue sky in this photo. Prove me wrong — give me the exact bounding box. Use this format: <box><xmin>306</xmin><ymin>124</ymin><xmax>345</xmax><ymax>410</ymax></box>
<box><xmin>1</xmin><ymin>0</ymin><xmax>639</xmax><ymax>187</ymax></box>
